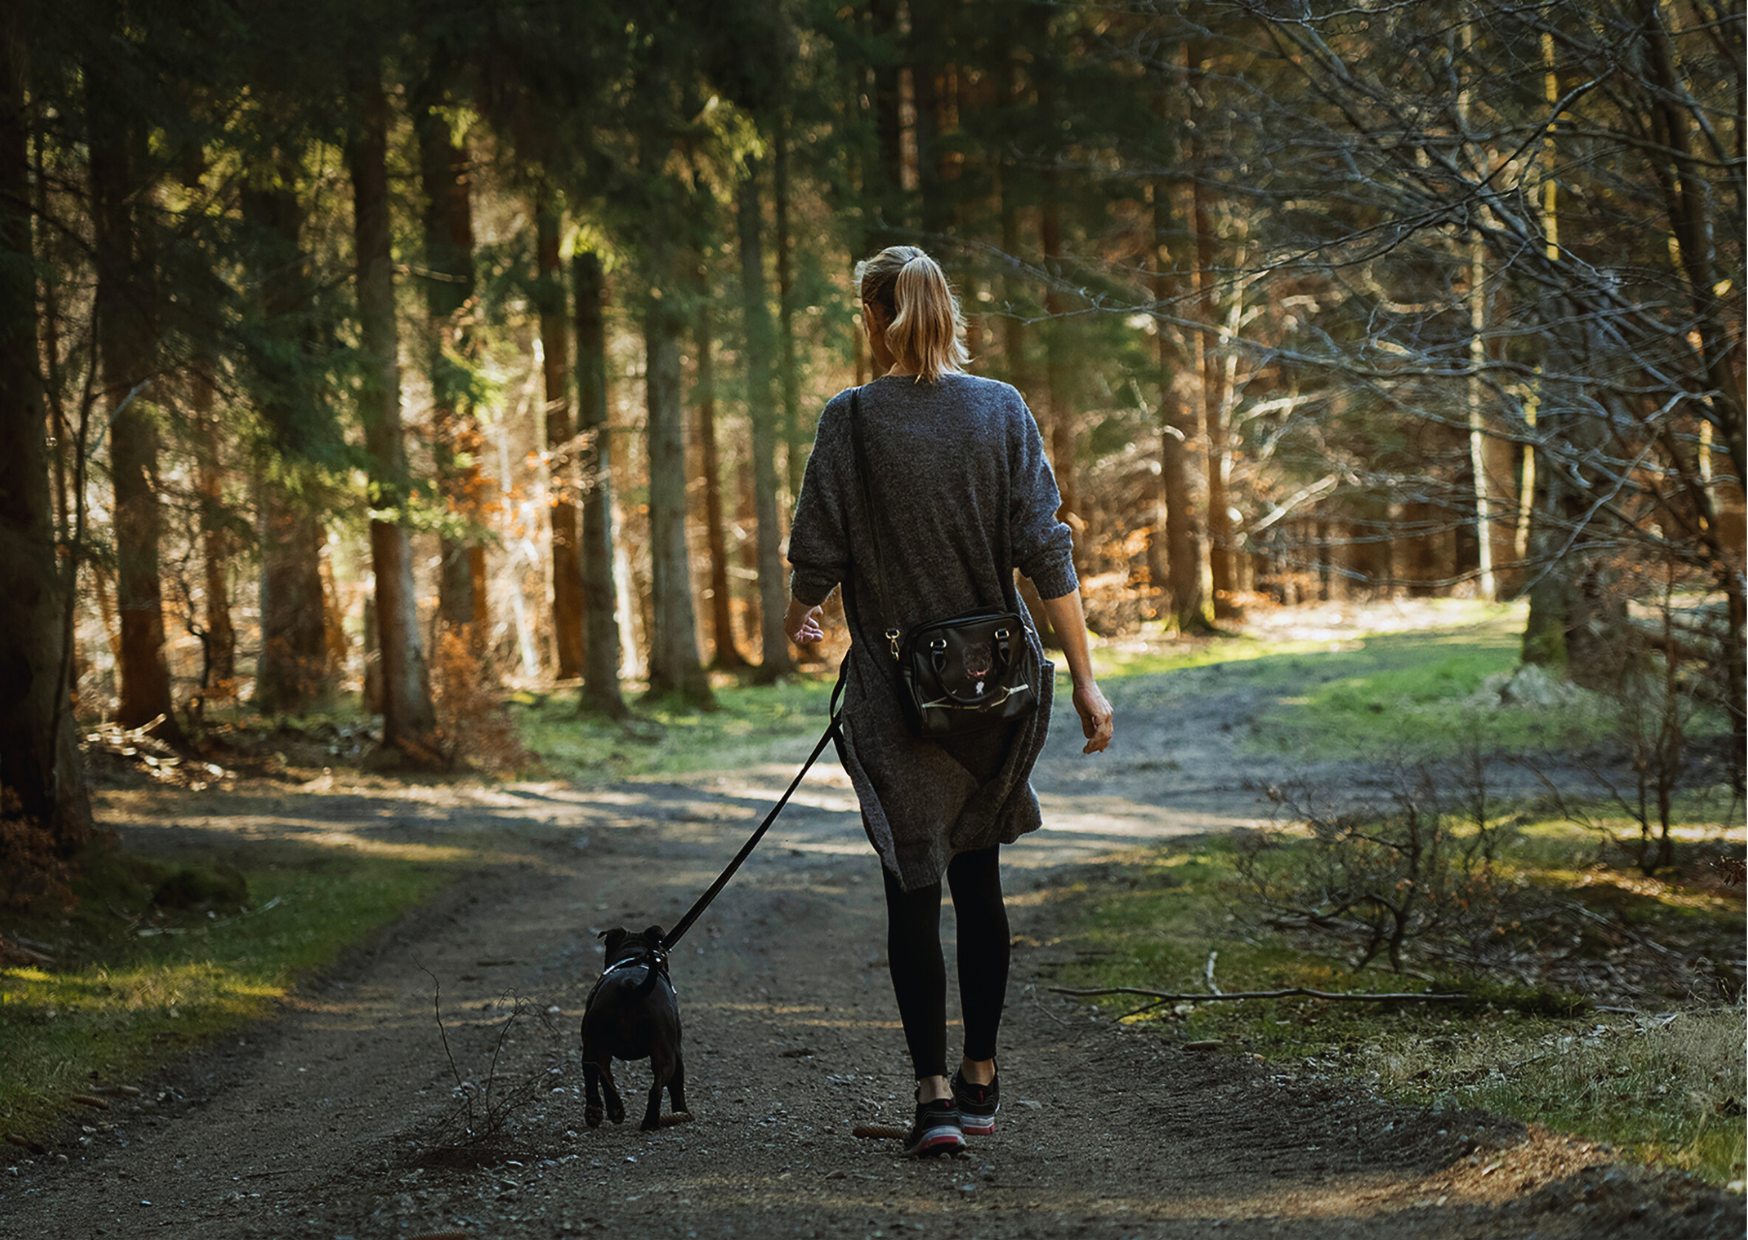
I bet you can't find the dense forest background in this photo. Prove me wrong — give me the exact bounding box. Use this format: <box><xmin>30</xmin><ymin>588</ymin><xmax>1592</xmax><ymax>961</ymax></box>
<box><xmin>1</xmin><ymin>0</ymin><xmax>1741</xmax><ymax>876</ymax></box>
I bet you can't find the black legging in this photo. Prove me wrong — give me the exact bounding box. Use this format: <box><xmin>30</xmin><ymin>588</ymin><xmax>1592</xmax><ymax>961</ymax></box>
<box><xmin>881</xmin><ymin>845</ymin><xmax>1010</xmax><ymax>1080</ymax></box>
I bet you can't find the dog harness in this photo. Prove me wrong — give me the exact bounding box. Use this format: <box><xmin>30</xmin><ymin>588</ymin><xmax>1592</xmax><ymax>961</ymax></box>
<box><xmin>583</xmin><ymin>947</ymin><xmax>673</xmax><ymax>1014</ymax></box>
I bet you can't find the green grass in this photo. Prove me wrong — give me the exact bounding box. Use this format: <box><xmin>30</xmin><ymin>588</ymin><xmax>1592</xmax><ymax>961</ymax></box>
<box><xmin>1093</xmin><ymin>602</ymin><xmax>1660</xmax><ymax>762</ymax></box>
<box><xmin>513</xmin><ymin>676</ymin><xmax>839</xmax><ymax>783</ymax></box>
<box><xmin>1035</xmin><ymin>827</ymin><xmax>1746</xmax><ymax>1184</ymax></box>
<box><xmin>1245</xmin><ymin>627</ymin><xmax>1617</xmax><ymax>759</ymax></box>
<box><xmin>0</xmin><ymin>838</ymin><xmax>465</xmax><ymax>1137</ymax></box>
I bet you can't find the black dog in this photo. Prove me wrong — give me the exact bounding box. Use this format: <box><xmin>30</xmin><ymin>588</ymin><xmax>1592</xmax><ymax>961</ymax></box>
<box><xmin>580</xmin><ymin>925</ymin><xmax>688</xmax><ymax>1131</ymax></box>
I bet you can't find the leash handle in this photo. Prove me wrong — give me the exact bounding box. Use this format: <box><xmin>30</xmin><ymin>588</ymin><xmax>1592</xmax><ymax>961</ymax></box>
<box><xmin>662</xmin><ymin>664</ymin><xmax>848</xmax><ymax>950</ymax></box>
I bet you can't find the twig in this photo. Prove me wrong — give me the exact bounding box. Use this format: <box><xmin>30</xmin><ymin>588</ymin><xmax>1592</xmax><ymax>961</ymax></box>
<box><xmin>1048</xmin><ymin>985</ymin><xmax>1467</xmax><ymax>1003</ymax></box>
<box><xmin>421</xmin><ymin>967</ymin><xmax>466</xmax><ymax>1096</ymax></box>
<box><xmin>1117</xmin><ymin>996</ymin><xmax>1174</xmax><ymax>1021</ymax></box>
<box><xmin>1560</xmin><ymin>899</ymin><xmax>1684</xmax><ymax>960</ymax></box>
<box><xmin>482</xmin><ymin>994</ymin><xmax>526</xmax><ymax>1133</ymax></box>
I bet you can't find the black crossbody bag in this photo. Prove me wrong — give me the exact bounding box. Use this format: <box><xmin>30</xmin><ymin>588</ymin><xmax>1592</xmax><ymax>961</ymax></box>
<box><xmin>848</xmin><ymin>387</ymin><xmax>1041</xmax><ymax>739</ymax></box>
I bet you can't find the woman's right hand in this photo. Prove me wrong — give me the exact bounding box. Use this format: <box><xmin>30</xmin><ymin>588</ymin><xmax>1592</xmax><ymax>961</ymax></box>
<box><xmin>785</xmin><ymin>597</ymin><xmax>825</xmax><ymax>645</ymax></box>
<box><xmin>1072</xmin><ymin>680</ymin><xmax>1114</xmax><ymax>754</ymax></box>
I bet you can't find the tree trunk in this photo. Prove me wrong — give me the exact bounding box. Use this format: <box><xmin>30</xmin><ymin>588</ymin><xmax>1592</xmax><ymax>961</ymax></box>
<box><xmin>997</xmin><ymin>48</ymin><xmax>1029</xmax><ymax>400</ymax></box>
<box><xmin>192</xmin><ymin>363</ymin><xmax>235</xmax><ymax>692</ymax></box>
<box><xmin>739</xmin><ymin>168</ymin><xmax>794</xmax><ymax>679</ymax></box>
<box><xmin>643</xmin><ymin>288</ymin><xmax>712</xmax><ymax>706</ymax></box>
<box><xmin>0</xmin><ymin>10</ymin><xmax>91</xmax><ymax>855</ymax></box>
<box><xmin>1152</xmin><ymin>181</ymin><xmax>1209</xmax><ymax>632</ymax></box>
<box><xmin>351</xmin><ymin>66</ymin><xmax>437</xmax><ymax>756</ymax></box>
<box><xmin>241</xmin><ymin>172</ymin><xmax>329</xmax><ymax>712</ymax></box>
<box><xmin>736</xmin><ymin>459</ymin><xmax>761</xmax><ymax>642</ymax></box>
<box><xmin>867</xmin><ymin>0</ymin><xmax>907</xmax><ymax>248</ymax></box>
<box><xmin>1039</xmin><ymin>191</ymin><xmax>1080</xmax><ymax>568</ymax></box>
<box><xmin>773</xmin><ymin>115</ymin><xmax>804</xmax><ymax>503</ymax></box>
<box><xmin>256</xmin><ymin>488</ymin><xmax>329</xmax><ymax>714</ymax></box>
<box><xmin>1185</xmin><ymin>43</ymin><xmax>1236</xmax><ymax>620</ymax></box>
<box><xmin>418</xmin><ymin>93</ymin><xmax>484</xmax><ymax>643</ymax></box>
<box><xmin>91</xmin><ymin>116</ymin><xmax>183</xmax><ymax>742</ymax></box>
<box><xmin>573</xmin><ymin>251</ymin><xmax>625</xmax><ymax>716</ymax></box>
<box><xmin>694</xmin><ymin>282</ymin><xmax>745</xmax><ymax>669</ymax></box>
<box><xmin>538</xmin><ymin>200</ymin><xmax>584</xmax><ymax>679</ymax></box>
<box><xmin>910</xmin><ymin>14</ymin><xmax>948</xmax><ymax>239</ymax></box>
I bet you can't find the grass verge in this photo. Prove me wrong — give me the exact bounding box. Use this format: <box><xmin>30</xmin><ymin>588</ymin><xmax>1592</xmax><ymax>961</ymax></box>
<box><xmin>0</xmin><ymin>836</ymin><xmax>465</xmax><ymax>1139</ymax></box>
<box><xmin>1030</xmin><ymin>827</ymin><xmax>1746</xmax><ymax>1184</ymax></box>
<box><xmin>1096</xmin><ymin>600</ymin><xmax>1731</xmax><ymax>764</ymax></box>
<box><xmin>512</xmin><ymin>675</ymin><xmax>838</xmax><ymax>783</ymax></box>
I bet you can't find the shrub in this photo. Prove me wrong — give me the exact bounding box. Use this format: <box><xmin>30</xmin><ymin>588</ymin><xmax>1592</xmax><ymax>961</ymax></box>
<box><xmin>1233</xmin><ymin>768</ymin><xmax>1509</xmax><ymax>973</ymax></box>
<box><xmin>431</xmin><ymin>627</ymin><xmax>533</xmax><ymax>774</ymax></box>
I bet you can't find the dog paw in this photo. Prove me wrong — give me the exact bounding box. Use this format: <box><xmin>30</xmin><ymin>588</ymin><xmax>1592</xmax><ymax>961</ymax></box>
<box><xmin>608</xmin><ymin>1108</ymin><xmax>626</xmax><ymax>1125</ymax></box>
<box><xmin>584</xmin><ymin>1108</ymin><xmax>603</xmax><ymax>1129</ymax></box>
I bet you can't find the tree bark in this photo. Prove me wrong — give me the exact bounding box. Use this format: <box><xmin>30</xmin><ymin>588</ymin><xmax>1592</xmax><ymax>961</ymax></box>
<box><xmin>418</xmin><ymin>92</ymin><xmax>484</xmax><ymax>642</ymax></box>
<box><xmin>643</xmin><ymin>290</ymin><xmax>712</xmax><ymax>706</ymax></box>
<box><xmin>1039</xmin><ymin>191</ymin><xmax>1080</xmax><ymax>568</ymax></box>
<box><xmin>241</xmin><ymin>172</ymin><xmax>329</xmax><ymax>712</ymax></box>
<box><xmin>351</xmin><ymin>65</ymin><xmax>437</xmax><ymax>756</ymax></box>
<box><xmin>867</xmin><ymin>0</ymin><xmax>907</xmax><ymax>248</ymax></box>
<box><xmin>1152</xmin><ymin>181</ymin><xmax>1209</xmax><ymax>631</ymax></box>
<box><xmin>773</xmin><ymin>115</ymin><xmax>804</xmax><ymax>502</ymax></box>
<box><xmin>255</xmin><ymin>488</ymin><xmax>328</xmax><ymax>714</ymax></box>
<box><xmin>1185</xmin><ymin>42</ymin><xmax>1236</xmax><ymax>620</ymax></box>
<box><xmin>573</xmin><ymin>250</ymin><xmax>625</xmax><ymax>716</ymax></box>
<box><xmin>996</xmin><ymin>44</ymin><xmax>1030</xmax><ymax>401</ymax></box>
<box><xmin>538</xmin><ymin>200</ymin><xmax>584</xmax><ymax>679</ymax></box>
<box><xmin>739</xmin><ymin>168</ymin><xmax>794</xmax><ymax>678</ymax></box>
<box><xmin>694</xmin><ymin>280</ymin><xmax>745</xmax><ymax>669</ymax></box>
<box><xmin>91</xmin><ymin>112</ymin><xmax>182</xmax><ymax>742</ymax></box>
<box><xmin>191</xmin><ymin>363</ymin><xmax>235</xmax><ymax>692</ymax></box>
<box><xmin>0</xmin><ymin>10</ymin><xmax>90</xmax><ymax>853</ymax></box>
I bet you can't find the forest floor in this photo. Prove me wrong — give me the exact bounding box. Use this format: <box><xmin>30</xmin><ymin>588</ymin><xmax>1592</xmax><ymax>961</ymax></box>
<box><xmin>2</xmin><ymin>602</ymin><xmax>1743</xmax><ymax>1239</ymax></box>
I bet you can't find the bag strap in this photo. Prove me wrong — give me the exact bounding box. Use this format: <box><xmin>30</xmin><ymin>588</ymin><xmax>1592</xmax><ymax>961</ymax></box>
<box><xmin>847</xmin><ymin>388</ymin><xmax>902</xmax><ymax>660</ymax></box>
<box><xmin>661</xmin><ymin>663</ymin><xmax>848</xmax><ymax>950</ymax></box>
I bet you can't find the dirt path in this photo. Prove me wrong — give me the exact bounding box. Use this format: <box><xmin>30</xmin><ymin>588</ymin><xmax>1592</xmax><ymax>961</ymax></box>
<box><xmin>3</xmin><ymin>676</ymin><xmax>1741</xmax><ymax>1240</ymax></box>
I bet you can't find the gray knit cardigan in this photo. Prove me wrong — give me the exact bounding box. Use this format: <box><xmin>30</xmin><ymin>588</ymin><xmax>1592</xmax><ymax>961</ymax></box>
<box><xmin>787</xmin><ymin>373</ymin><xmax>1079</xmax><ymax>891</ymax></box>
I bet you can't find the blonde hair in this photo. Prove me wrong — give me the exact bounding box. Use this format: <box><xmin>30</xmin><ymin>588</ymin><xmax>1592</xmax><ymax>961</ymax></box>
<box><xmin>855</xmin><ymin>246</ymin><xmax>969</xmax><ymax>383</ymax></box>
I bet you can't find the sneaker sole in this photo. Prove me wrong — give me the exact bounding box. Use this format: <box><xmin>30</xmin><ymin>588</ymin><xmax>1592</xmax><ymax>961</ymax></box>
<box><xmin>959</xmin><ymin>1114</ymin><xmax>996</xmax><ymax>1136</ymax></box>
<box><xmin>904</xmin><ymin>1124</ymin><xmax>965</xmax><ymax>1157</ymax></box>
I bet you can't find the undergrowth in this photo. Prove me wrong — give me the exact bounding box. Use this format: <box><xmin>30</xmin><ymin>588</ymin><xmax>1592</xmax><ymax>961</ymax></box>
<box><xmin>1033</xmin><ymin>824</ymin><xmax>1745</xmax><ymax>1184</ymax></box>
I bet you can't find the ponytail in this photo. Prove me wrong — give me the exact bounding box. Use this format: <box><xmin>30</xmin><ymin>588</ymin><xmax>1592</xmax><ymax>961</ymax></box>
<box><xmin>855</xmin><ymin>246</ymin><xmax>969</xmax><ymax>382</ymax></box>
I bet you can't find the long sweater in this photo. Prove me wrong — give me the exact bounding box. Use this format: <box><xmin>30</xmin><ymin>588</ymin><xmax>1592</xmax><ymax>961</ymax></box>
<box><xmin>787</xmin><ymin>373</ymin><xmax>1078</xmax><ymax>891</ymax></box>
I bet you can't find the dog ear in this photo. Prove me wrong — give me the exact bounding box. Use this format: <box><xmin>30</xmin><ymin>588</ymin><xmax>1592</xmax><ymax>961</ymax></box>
<box><xmin>643</xmin><ymin>924</ymin><xmax>665</xmax><ymax>946</ymax></box>
<box><xmin>600</xmin><ymin>927</ymin><xmax>627</xmax><ymax>955</ymax></box>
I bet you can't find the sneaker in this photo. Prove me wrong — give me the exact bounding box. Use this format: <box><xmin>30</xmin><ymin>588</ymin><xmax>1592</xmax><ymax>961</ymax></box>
<box><xmin>900</xmin><ymin>1097</ymin><xmax>964</xmax><ymax>1158</ymax></box>
<box><xmin>951</xmin><ymin>1067</ymin><xmax>999</xmax><ymax>1136</ymax></box>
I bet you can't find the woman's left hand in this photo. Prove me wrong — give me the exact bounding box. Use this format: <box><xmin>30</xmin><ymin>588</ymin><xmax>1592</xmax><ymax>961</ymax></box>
<box><xmin>785</xmin><ymin>597</ymin><xmax>825</xmax><ymax>645</ymax></box>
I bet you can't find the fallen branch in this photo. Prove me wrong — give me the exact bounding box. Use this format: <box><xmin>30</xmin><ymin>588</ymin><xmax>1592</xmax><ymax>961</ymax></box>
<box><xmin>1048</xmin><ymin>985</ymin><xmax>1467</xmax><ymax>1004</ymax></box>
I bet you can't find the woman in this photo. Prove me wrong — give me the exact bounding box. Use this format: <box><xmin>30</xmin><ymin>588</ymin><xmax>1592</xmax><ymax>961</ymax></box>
<box><xmin>784</xmin><ymin>245</ymin><xmax>1115</xmax><ymax>1157</ymax></box>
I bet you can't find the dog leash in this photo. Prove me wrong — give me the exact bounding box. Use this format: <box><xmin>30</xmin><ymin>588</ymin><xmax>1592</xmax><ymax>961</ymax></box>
<box><xmin>660</xmin><ymin>665</ymin><xmax>847</xmax><ymax>950</ymax></box>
